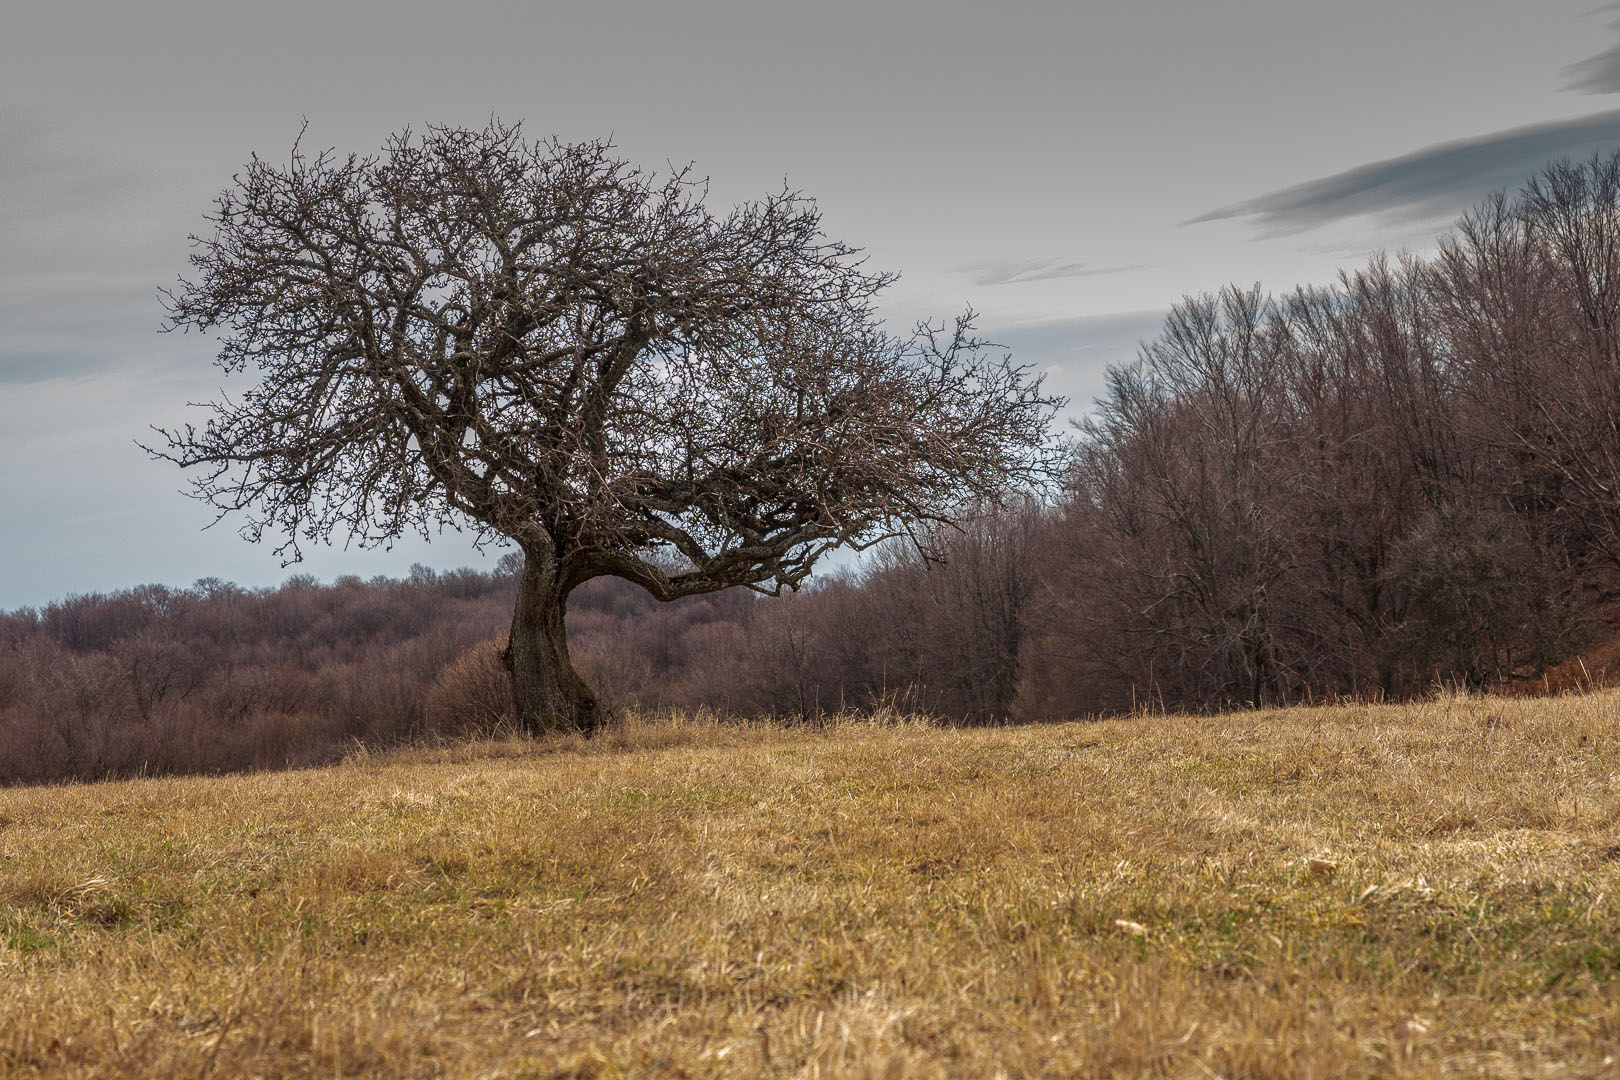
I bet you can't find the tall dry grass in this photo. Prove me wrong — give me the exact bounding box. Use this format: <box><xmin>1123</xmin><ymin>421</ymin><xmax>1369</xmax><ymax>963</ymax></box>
<box><xmin>4</xmin><ymin>693</ymin><xmax>1620</xmax><ymax>1077</ymax></box>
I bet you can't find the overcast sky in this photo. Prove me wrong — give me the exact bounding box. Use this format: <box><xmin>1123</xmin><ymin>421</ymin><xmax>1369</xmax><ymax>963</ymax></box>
<box><xmin>5</xmin><ymin>0</ymin><xmax>1620</xmax><ymax>608</ymax></box>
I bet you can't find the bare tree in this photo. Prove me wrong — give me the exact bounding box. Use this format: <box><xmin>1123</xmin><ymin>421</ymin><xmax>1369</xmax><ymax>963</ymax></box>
<box><xmin>152</xmin><ymin>122</ymin><xmax>1062</xmax><ymax>733</ymax></box>
<box><xmin>1435</xmin><ymin>159</ymin><xmax>1620</xmax><ymax>575</ymax></box>
<box><xmin>866</xmin><ymin>503</ymin><xmax>1045</xmax><ymax>723</ymax></box>
<box><xmin>1073</xmin><ymin>286</ymin><xmax>1298</xmax><ymax>708</ymax></box>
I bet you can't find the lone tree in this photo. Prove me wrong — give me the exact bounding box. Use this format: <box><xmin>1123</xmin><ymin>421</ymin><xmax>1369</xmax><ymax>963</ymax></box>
<box><xmin>154</xmin><ymin>121</ymin><xmax>1062</xmax><ymax>733</ymax></box>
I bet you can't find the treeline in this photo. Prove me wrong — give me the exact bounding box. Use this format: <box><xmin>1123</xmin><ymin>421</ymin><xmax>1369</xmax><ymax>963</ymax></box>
<box><xmin>754</xmin><ymin>154</ymin><xmax>1620</xmax><ymax>715</ymax></box>
<box><xmin>0</xmin><ymin>531</ymin><xmax>1067</xmax><ymax>785</ymax></box>
<box><xmin>0</xmin><ymin>564</ymin><xmax>760</xmax><ymax>784</ymax></box>
<box><xmin>0</xmin><ymin>568</ymin><xmax>510</xmax><ymax>784</ymax></box>
<box><xmin>6</xmin><ymin>154</ymin><xmax>1620</xmax><ymax>784</ymax></box>
<box><xmin>1056</xmin><ymin>155</ymin><xmax>1620</xmax><ymax>708</ymax></box>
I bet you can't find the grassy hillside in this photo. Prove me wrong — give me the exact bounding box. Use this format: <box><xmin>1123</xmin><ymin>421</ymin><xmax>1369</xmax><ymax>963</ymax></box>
<box><xmin>4</xmin><ymin>696</ymin><xmax>1620</xmax><ymax>1078</ymax></box>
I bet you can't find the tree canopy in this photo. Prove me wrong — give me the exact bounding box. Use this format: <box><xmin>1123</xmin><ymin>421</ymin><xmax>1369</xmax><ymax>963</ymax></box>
<box><xmin>154</xmin><ymin>121</ymin><xmax>1063</xmax><ymax>731</ymax></box>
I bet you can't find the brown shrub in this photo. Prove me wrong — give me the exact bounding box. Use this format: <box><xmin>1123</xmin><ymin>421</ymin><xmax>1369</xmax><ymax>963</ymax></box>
<box><xmin>424</xmin><ymin>637</ymin><xmax>512</xmax><ymax>739</ymax></box>
<box><xmin>571</xmin><ymin>631</ymin><xmax>653</xmax><ymax>720</ymax></box>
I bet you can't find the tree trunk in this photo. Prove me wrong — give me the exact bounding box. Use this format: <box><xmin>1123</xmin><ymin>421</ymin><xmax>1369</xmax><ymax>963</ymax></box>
<box><xmin>505</xmin><ymin>549</ymin><xmax>600</xmax><ymax>735</ymax></box>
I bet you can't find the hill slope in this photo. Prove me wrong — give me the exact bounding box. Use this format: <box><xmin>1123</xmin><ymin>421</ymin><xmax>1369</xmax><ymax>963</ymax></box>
<box><xmin>4</xmin><ymin>697</ymin><xmax>1620</xmax><ymax>1077</ymax></box>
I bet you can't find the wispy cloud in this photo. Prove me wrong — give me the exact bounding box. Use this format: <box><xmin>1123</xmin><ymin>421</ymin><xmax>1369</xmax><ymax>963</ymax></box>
<box><xmin>1564</xmin><ymin>3</ymin><xmax>1620</xmax><ymax>93</ymax></box>
<box><xmin>1187</xmin><ymin>110</ymin><xmax>1620</xmax><ymax>234</ymax></box>
<box><xmin>953</xmin><ymin>258</ymin><xmax>1150</xmax><ymax>287</ymax></box>
<box><xmin>1564</xmin><ymin>45</ymin><xmax>1620</xmax><ymax>94</ymax></box>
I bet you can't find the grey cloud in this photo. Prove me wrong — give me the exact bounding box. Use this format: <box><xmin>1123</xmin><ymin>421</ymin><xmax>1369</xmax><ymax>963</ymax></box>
<box><xmin>0</xmin><ymin>113</ymin><xmax>170</xmax><ymax>236</ymax></box>
<box><xmin>954</xmin><ymin>258</ymin><xmax>1151</xmax><ymax>287</ymax></box>
<box><xmin>0</xmin><ymin>268</ymin><xmax>201</xmax><ymax>385</ymax></box>
<box><xmin>1563</xmin><ymin>44</ymin><xmax>1620</xmax><ymax>93</ymax></box>
<box><xmin>1187</xmin><ymin>110</ymin><xmax>1620</xmax><ymax>234</ymax></box>
<box><xmin>985</xmin><ymin>309</ymin><xmax>1171</xmax><ymax>417</ymax></box>
<box><xmin>0</xmin><ymin>112</ymin><xmax>197</xmax><ymax>383</ymax></box>
<box><xmin>0</xmin><ymin>312</ymin><xmax>197</xmax><ymax>386</ymax></box>
<box><xmin>1564</xmin><ymin>4</ymin><xmax>1620</xmax><ymax>93</ymax></box>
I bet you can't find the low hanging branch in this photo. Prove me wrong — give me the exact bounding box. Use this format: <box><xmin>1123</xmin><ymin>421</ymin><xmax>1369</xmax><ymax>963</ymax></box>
<box><xmin>151</xmin><ymin>120</ymin><xmax>1065</xmax><ymax>733</ymax></box>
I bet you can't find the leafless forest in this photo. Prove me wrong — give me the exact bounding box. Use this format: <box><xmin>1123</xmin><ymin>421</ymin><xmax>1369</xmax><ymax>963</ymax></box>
<box><xmin>6</xmin><ymin>155</ymin><xmax>1620</xmax><ymax>784</ymax></box>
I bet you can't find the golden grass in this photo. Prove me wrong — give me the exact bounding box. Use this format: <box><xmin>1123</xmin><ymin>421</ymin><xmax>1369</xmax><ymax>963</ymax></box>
<box><xmin>4</xmin><ymin>694</ymin><xmax>1620</xmax><ymax>1077</ymax></box>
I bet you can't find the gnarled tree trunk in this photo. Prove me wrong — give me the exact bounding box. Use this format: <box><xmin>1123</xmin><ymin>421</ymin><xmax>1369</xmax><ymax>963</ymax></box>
<box><xmin>505</xmin><ymin>549</ymin><xmax>600</xmax><ymax>735</ymax></box>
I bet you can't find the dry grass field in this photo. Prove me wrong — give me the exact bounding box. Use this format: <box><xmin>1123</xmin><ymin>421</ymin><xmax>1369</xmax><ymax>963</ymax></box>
<box><xmin>4</xmin><ymin>693</ymin><xmax>1620</xmax><ymax>1078</ymax></box>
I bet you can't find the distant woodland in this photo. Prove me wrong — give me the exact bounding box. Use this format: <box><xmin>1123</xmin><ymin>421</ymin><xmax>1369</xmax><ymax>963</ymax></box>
<box><xmin>6</xmin><ymin>155</ymin><xmax>1620</xmax><ymax>784</ymax></box>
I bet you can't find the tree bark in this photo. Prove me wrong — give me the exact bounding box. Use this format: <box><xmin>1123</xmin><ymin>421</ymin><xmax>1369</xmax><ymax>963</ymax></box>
<box><xmin>506</xmin><ymin>548</ymin><xmax>600</xmax><ymax>735</ymax></box>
